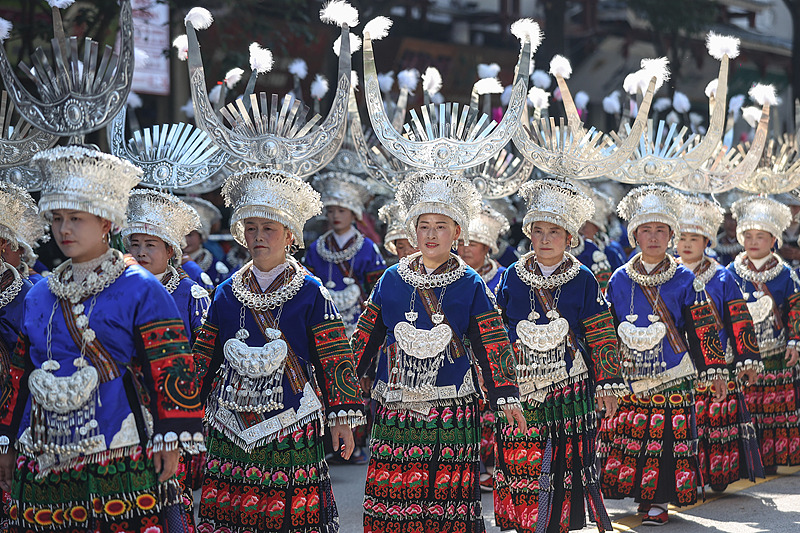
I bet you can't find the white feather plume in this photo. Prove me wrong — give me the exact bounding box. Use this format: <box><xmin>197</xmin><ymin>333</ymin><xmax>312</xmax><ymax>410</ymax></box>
<box><xmin>397</xmin><ymin>69</ymin><xmax>419</xmax><ymax>92</ymax></box>
<box><xmin>48</xmin><ymin>0</ymin><xmax>75</xmax><ymax>8</ymax></box>
<box><xmin>288</xmin><ymin>59</ymin><xmax>308</xmax><ymax>80</ymax></box>
<box><xmin>432</xmin><ymin>93</ymin><xmax>445</xmax><ymax>104</ymax></box>
<box><xmin>501</xmin><ymin>85</ymin><xmax>513</xmax><ymax>107</ymax></box>
<box><xmin>134</xmin><ymin>48</ymin><xmax>150</xmax><ymax>68</ymax></box>
<box><xmin>653</xmin><ymin>97</ymin><xmax>672</xmax><ymax>113</ymax></box>
<box><xmin>672</xmin><ymin>91</ymin><xmax>691</xmax><ymax>113</ymax></box>
<box><xmin>742</xmin><ymin>106</ymin><xmax>762</xmax><ymax>128</ymax></box>
<box><xmin>475</xmin><ymin>78</ymin><xmax>503</xmax><ymax>95</ymax></box>
<box><xmin>689</xmin><ymin>112</ymin><xmax>703</xmax><ymax>126</ymax></box>
<box><xmin>477</xmin><ymin>63</ymin><xmax>501</xmax><ymax>79</ymax></box>
<box><xmin>422</xmin><ymin>67</ymin><xmax>442</xmax><ymax>96</ymax></box>
<box><xmin>351</xmin><ymin>70</ymin><xmax>359</xmax><ymax>89</ymax></box>
<box><xmin>363</xmin><ymin>16</ymin><xmax>392</xmax><ymax>40</ymax></box>
<box><xmin>181</xmin><ymin>99</ymin><xmax>195</xmax><ymax>119</ymax></box>
<box><xmin>208</xmin><ymin>85</ymin><xmax>222</xmax><ymax>106</ymax></box>
<box><xmin>310</xmin><ymin>74</ymin><xmax>329</xmax><ymax>100</ymax></box>
<box><xmin>574</xmin><ymin>91</ymin><xmax>589</xmax><ymax>110</ymax></box>
<box><xmin>249</xmin><ymin>43</ymin><xmax>273</xmax><ymax>73</ymax></box>
<box><xmin>224</xmin><ymin>67</ymin><xmax>244</xmax><ymax>89</ymax></box>
<box><xmin>510</xmin><ymin>19</ymin><xmax>542</xmax><ymax>51</ymax></box>
<box><xmin>531</xmin><ymin>69</ymin><xmax>551</xmax><ymax>90</ymax></box>
<box><xmin>704</xmin><ymin>79</ymin><xmax>718</xmax><ymax>99</ymax></box>
<box><xmin>333</xmin><ymin>34</ymin><xmax>361</xmax><ymax>57</ymax></box>
<box><xmin>378</xmin><ymin>71</ymin><xmax>394</xmax><ymax>93</ymax></box>
<box><xmin>185</xmin><ymin>7</ymin><xmax>213</xmax><ymax>30</ymax></box>
<box><xmin>706</xmin><ymin>32</ymin><xmax>740</xmax><ymax>60</ymax></box>
<box><xmin>665</xmin><ymin>110</ymin><xmax>680</xmax><ymax>126</ymax></box>
<box><xmin>623</xmin><ymin>71</ymin><xmax>642</xmax><ymax>95</ymax></box>
<box><xmin>172</xmin><ymin>35</ymin><xmax>189</xmax><ymax>62</ymax></box>
<box><xmin>728</xmin><ymin>94</ymin><xmax>745</xmax><ymax>114</ymax></box>
<box><xmin>319</xmin><ymin>1</ymin><xmax>359</xmax><ymax>28</ymax></box>
<box><xmin>640</xmin><ymin>57</ymin><xmax>670</xmax><ymax>91</ymax></box>
<box><xmin>549</xmin><ymin>55</ymin><xmax>572</xmax><ymax>79</ymax></box>
<box><xmin>126</xmin><ymin>91</ymin><xmax>143</xmax><ymax>109</ymax></box>
<box><xmin>527</xmin><ymin>87</ymin><xmax>550</xmax><ymax>110</ymax></box>
<box><xmin>0</xmin><ymin>19</ymin><xmax>12</xmax><ymax>42</ymax></box>
<box><xmin>602</xmin><ymin>92</ymin><xmax>621</xmax><ymax>114</ymax></box>
<box><xmin>749</xmin><ymin>83</ymin><xmax>777</xmax><ymax>106</ymax></box>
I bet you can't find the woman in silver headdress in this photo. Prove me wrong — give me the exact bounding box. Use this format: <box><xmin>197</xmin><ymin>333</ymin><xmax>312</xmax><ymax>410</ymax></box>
<box><xmin>457</xmin><ymin>203</ymin><xmax>510</xmax><ymax>293</ymax></box>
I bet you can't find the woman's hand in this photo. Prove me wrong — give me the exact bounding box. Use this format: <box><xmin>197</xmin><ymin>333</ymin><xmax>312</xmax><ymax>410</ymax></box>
<box><xmin>154</xmin><ymin>449</ymin><xmax>180</xmax><ymax>483</ymax></box>
<box><xmin>330</xmin><ymin>423</ymin><xmax>355</xmax><ymax>461</ymax></box>
<box><xmin>711</xmin><ymin>378</ymin><xmax>728</xmax><ymax>403</ymax></box>
<box><xmin>0</xmin><ymin>452</ymin><xmax>14</xmax><ymax>492</ymax></box>
<box><xmin>501</xmin><ymin>405</ymin><xmax>527</xmax><ymax>434</ymax></box>
<box><xmin>596</xmin><ymin>395</ymin><xmax>618</xmax><ymax>418</ymax></box>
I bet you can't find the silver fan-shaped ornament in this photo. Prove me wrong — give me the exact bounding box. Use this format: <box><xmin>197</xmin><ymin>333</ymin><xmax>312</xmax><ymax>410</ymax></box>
<box><xmin>465</xmin><ymin>148</ymin><xmax>534</xmax><ymax>199</ymax></box>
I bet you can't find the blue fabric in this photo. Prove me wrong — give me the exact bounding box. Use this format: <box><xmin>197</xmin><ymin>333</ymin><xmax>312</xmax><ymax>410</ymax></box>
<box><xmin>697</xmin><ymin>262</ymin><xmax>746</xmax><ymax>352</ymax></box>
<box><xmin>605</xmin><ymin>241</ymin><xmax>626</xmax><ymax>271</ymax></box>
<box><xmin>182</xmin><ymin>259</ymin><xmax>215</xmax><ymax>291</ymax></box>
<box><xmin>727</xmin><ymin>262</ymin><xmax>798</xmax><ymax>337</ymax></box>
<box><xmin>495</xmin><ymin>244</ymin><xmax>519</xmax><ymax>268</ymax></box>
<box><xmin>485</xmin><ymin>265</ymin><xmax>506</xmax><ymax>293</ymax></box>
<box><xmin>0</xmin><ymin>274</ymin><xmax>32</xmax><ymax>352</ymax></box>
<box><xmin>171</xmin><ymin>274</ymin><xmax>210</xmax><ymax>342</ymax></box>
<box><xmin>575</xmin><ymin>238</ymin><xmax>603</xmax><ymax>269</ymax></box>
<box><xmin>302</xmin><ymin>233</ymin><xmax>386</xmax><ymax>292</ymax></box>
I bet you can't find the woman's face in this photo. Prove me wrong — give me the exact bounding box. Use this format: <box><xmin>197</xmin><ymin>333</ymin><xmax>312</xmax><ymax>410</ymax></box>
<box><xmin>128</xmin><ymin>233</ymin><xmax>173</xmax><ymax>275</ymax></box>
<box><xmin>50</xmin><ymin>209</ymin><xmax>111</xmax><ymax>263</ymax></box>
<box><xmin>393</xmin><ymin>238</ymin><xmax>417</xmax><ymax>259</ymax></box>
<box><xmin>677</xmin><ymin>232</ymin><xmax>708</xmax><ymax>265</ymax></box>
<box><xmin>326</xmin><ymin>206</ymin><xmax>357</xmax><ymax>234</ymax></box>
<box><xmin>456</xmin><ymin>240</ymin><xmax>489</xmax><ymax>270</ymax></box>
<box><xmin>415</xmin><ymin>214</ymin><xmax>460</xmax><ymax>265</ymax></box>
<box><xmin>0</xmin><ymin>238</ymin><xmax>21</xmax><ymax>268</ymax></box>
<box><xmin>529</xmin><ymin>221</ymin><xmax>569</xmax><ymax>265</ymax></box>
<box><xmin>634</xmin><ymin>222</ymin><xmax>672</xmax><ymax>259</ymax></box>
<box><xmin>743</xmin><ymin>229</ymin><xmax>776</xmax><ymax>260</ymax></box>
<box><xmin>243</xmin><ymin>217</ymin><xmax>293</xmax><ymax>267</ymax></box>
<box><xmin>183</xmin><ymin>230</ymin><xmax>203</xmax><ymax>254</ymax></box>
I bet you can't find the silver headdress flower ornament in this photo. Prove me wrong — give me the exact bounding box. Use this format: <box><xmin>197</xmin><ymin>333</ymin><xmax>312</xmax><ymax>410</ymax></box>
<box><xmin>468</xmin><ymin>203</ymin><xmax>511</xmax><ymax>254</ymax></box>
<box><xmin>314</xmin><ymin>171</ymin><xmax>371</xmax><ymax>220</ymax></box>
<box><xmin>222</xmin><ymin>168</ymin><xmax>323</xmax><ymax>248</ymax></box>
<box><xmin>378</xmin><ymin>201</ymin><xmax>408</xmax><ymax>256</ymax></box>
<box><xmin>679</xmin><ymin>195</ymin><xmax>724</xmax><ymax>247</ymax></box>
<box><xmin>122</xmin><ymin>190</ymin><xmax>202</xmax><ymax>260</ymax></box>
<box><xmin>0</xmin><ymin>180</ymin><xmax>39</xmax><ymax>250</ymax></box>
<box><xmin>33</xmin><ymin>146</ymin><xmax>143</xmax><ymax>228</ymax></box>
<box><xmin>180</xmin><ymin>197</ymin><xmax>221</xmax><ymax>240</ymax></box>
<box><xmin>518</xmin><ymin>179</ymin><xmax>594</xmax><ymax>247</ymax></box>
<box><xmin>184</xmin><ymin>2</ymin><xmax>356</xmax><ymax>177</ymax></box>
<box><xmin>617</xmin><ymin>185</ymin><xmax>687</xmax><ymax>246</ymax></box>
<box><xmin>731</xmin><ymin>195</ymin><xmax>792</xmax><ymax>247</ymax></box>
<box><xmin>0</xmin><ymin>0</ymin><xmax>133</xmax><ymax>143</ymax></box>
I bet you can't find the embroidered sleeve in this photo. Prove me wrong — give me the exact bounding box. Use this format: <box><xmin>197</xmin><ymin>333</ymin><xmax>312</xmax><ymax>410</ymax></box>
<box><xmin>723</xmin><ymin>298</ymin><xmax>761</xmax><ymax>372</ymax></box>
<box><xmin>468</xmin><ymin>309</ymin><xmax>518</xmax><ymax>409</ymax></box>
<box><xmin>193</xmin><ymin>319</ymin><xmax>221</xmax><ymax>402</ymax></box>
<box><xmin>0</xmin><ymin>334</ymin><xmax>32</xmax><ymax>440</ymax></box>
<box><xmin>310</xmin><ymin>320</ymin><xmax>365</xmax><ymax>427</ymax></box>
<box><xmin>684</xmin><ymin>301</ymin><xmax>728</xmax><ymax>382</ymax></box>
<box><xmin>787</xmin><ymin>291</ymin><xmax>800</xmax><ymax>343</ymax></box>
<box><xmin>351</xmin><ymin>300</ymin><xmax>387</xmax><ymax>378</ymax></box>
<box><xmin>136</xmin><ymin>318</ymin><xmax>204</xmax><ymax>436</ymax></box>
<box><xmin>581</xmin><ymin>309</ymin><xmax>624</xmax><ymax>387</ymax></box>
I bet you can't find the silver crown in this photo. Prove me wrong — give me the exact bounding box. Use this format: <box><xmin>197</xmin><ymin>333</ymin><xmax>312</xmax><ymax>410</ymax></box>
<box><xmin>314</xmin><ymin>171</ymin><xmax>371</xmax><ymax>220</ymax></box>
<box><xmin>0</xmin><ymin>1</ymin><xmax>133</xmax><ymax>142</ymax></box>
<box><xmin>222</xmin><ymin>167</ymin><xmax>323</xmax><ymax>248</ymax></box>
<box><xmin>0</xmin><ymin>91</ymin><xmax>59</xmax><ymax>190</ymax></box>
<box><xmin>518</xmin><ymin>179</ymin><xmax>594</xmax><ymax>247</ymax></box>
<box><xmin>731</xmin><ymin>195</ymin><xmax>793</xmax><ymax>247</ymax></box>
<box><xmin>378</xmin><ymin>200</ymin><xmax>408</xmax><ymax>255</ymax></box>
<box><xmin>396</xmin><ymin>172</ymin><xmax>482</xmax><ymax>246</ymax></box>
<box><xmin>184</xmin><ymin>4</ymin><xmax>354</xmax><ymax>177</ymax></box>
<box><xmin>123</xmin><ymin>190</ymin><xmax>202</xmax><ymax>260</ymax></box>
<box><xmin>617</xmin><ymin>185</ymin><xmax>686</xmax><ymax>246</ymax></box>
<box><xmin>0</xmin><ymin>180</ymin><xmax>39</xmax><ymax>250</ymax></box>
<box><xmin>181</xmin><ymin>196</ymin><xmax>222</xmax><ymax>240</ymax></box>
<box><xmin>679</xmin><ymin>195</ymin><xmax>724</xmax><ymax>247</ymax></box>
<box><xmin>34</xmin><ymin>146</ymin><xmax>142</xmax><ymax>227</ymax></box>
<box><xmin>108</xmin><ymin>106</ymin><xmax>229</xmax><ymax>190</ymax></box>
<box><xmin>736</xmin><ymin>130</ymin><xmax>800</xmax><ymax>194</ymax></box>
<box><xmin>469</xmin><ymin>203</ymin><xmax>511</xmax><ymax>253</ymax></box>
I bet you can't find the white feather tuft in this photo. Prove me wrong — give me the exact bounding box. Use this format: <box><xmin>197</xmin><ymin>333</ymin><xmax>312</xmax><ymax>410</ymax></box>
<box><xmin>48</xmin><ymin>0</ymin><xmax>75</xmax><ymax>8</ymax></box>
<box><xmin>363</xmin><ymin>16</ymin><xmax>392</xmax><ymax>40</ymax></box>
<box><xmin>501</xmin><ymin>85</ymin><xmax>513</xmax><ymax>107</ymax></box>
<box><xmin>623</xmin><ymin>71</ymin><xmax>642</xmax><ymax>95</ymax></box>
<box><xmin>749</xmin><ymin>83</ymin><xmax>777</xmax><ymax>106</ymax></box>
<box><xmin>126</xmin><ymin>91</ymin><xmax>143</xmax><ymax>109</ymax></box>
<box><xmin>185</xmin><ymin>7</ymin><xmax>213</xmax><ymax>30</ymax></box>
<box><xmin>704</xmin><ymin>78</ymin><xmax>718</xmax><ymax>99</ymax></box>
<box><xmin>602</xmin><ymin>92</ymin><xmax>621</xmax><ymax>114</ymax></box>
<box><xmin>319</xmin><ymin>1</ymin><xmax>359</xmax><ymax>28</ymax></box>
<box><xmin>249</xmin><ymin>43</ymin><xmax>273</xmax><ymax>73</ymax></box>
<box><xmin>397</xmin><ymin>69</ymin><xmax>419</xmax><ymax>92</ymax></box>
<box><xmin>653</xmin><ymin>97</ymin><xmax>672</xmax><ymax>113</ymax></box>
<box><xmin>181</xmin><ymin>99</ymin><xmax>195</xmax><ymax>119</ymax></box>
<box><xmin>510</xmin><ymin>19</ymin><xmax>542</xmax><ymax>51</ymax></box>
<box><xmin>224</xmin><ymin>67</ymin><xmax>244</xmax><ymax>89</ymax></box>
<box><xmin>208</xmin><ymin>85</ymin><xmax>222</xmax><ymax>106</ymax></box>
<box><xmin>477</xmin><ymin>63</ymin><xmax>501</xmax><ymax>79</ymax></box>
<box><xmin>574</xmin><ymin>90</ymin><xmax>589</xmax><ymax>110</ymax></box>
<box><xmin>640</xmin><ymin>57</ymin><xmax>670</xmax><ymax>91</ymax></box>
<box><xmin>665</xmin><ymin>111</ymin><xmax>680</xmax><ymax>126</ymax></box>
<box><xmin>351</xmin><ymin>70</ymin><xmax>359</xmax><ymax>89</ymax></box>
<box><xmin>172</xmin><ymin>35</ymin><xmax>189</xmax><ymax>62</ymax></box>
<box><xmin>475</xmin><ymin>78</ymin><xmax>503</xmax><ymax>95</ymax></box>
<box><xmin>729</xmin><ymin>94</ymin><xmax>745</xmax><ymax>114</ymax></box>
<box><xmin>672</xmin><ymin>91</ymin><xmax>691</xmax><ymax>113</ymax></box>
<box><xmin>689</xmin><ymin>112</ymin><xmax>703</xmax><ymax>126</ymax></box>
<box><xmin>332</xmin><ymin>34</ymin><xmax>361</xmax><ymax>57</ymax></box>
<box><xmin>378</xmin><ymin>71</ymin><xmax>394</xmax><ymax>93</ymax></box>
<box><xmin>311</xmin><ymin>74</ymin><xmax>329</xmax><ymax>100</ymax></box>
<box><xmin>288</xmin><ymin>59</ymin><xmax>308</xmax><ymax>79</ymax></box>
<box><xmin>432</xmin><ymin>93</ymin><xmax>445</xmax><ymax>104</ymax></box>
<box><xmin>549</xmin><ymin>55</ymin><xmax>572</xmax><ymax>79</ymax></box>
<box><xmin>134</xmin><ymin>48</ymin><xmax>150</xmax><ymax>68</ymax></box>
<box><xmin>706</xmin><ymin>31</ymin><xmax>740</xmax><ymax>60</ymax></box>
<box><xmin>422</xmin><ymin>67</ymin><xmax>442</xmax><ymax>96</ymax></box>
<box><xmin>531</xmin><ymin>69</ymin><xmax>551</xmax><ymax>90</ymax></box>
<box><xmin>527</xmin><ymin>87</ymin><xmax>550</xmax><ymax>110</ymax></box>
<box><xmin>742</xmin><ymin>106</ymin><xmax>762</xmax><ymax>128</ymax></box>
<box><xmin>0</xmin><ymin>19</ymin><xmax>11</xmax><ymax>42</ymax></box>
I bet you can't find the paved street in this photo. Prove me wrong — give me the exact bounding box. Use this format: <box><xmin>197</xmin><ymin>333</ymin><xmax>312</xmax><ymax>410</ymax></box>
<box><xmin>329</xmin><ymin>462</ymin><xmax>800</xmax><ymax>532</ymax></box>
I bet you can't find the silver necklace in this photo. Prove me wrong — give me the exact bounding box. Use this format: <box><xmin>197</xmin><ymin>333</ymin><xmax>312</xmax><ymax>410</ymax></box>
<box><xmin>691</xmin><ymin>257</ymin><xmax>717</xmax><ymax>292</ymax></box>
<box><xmin>479</xmin><ymin>258</ymin><xmax>499</xmax><ymax>285</ymax></box>
<box><xmin>316</xmin><ymin>230</ymin><xmax>364</xmax><ymax>264</ymax></box>
<box><xmin>0</xmin><ymin>263</ymin><xmax>24</xmax><ymax>309</ymax></box>
<box><xmin>47</xmin><ymin>249</ymin><xmax>127</xmax><ymax>304</ymax></box>
<box><xmin>231</xmin><ymin>257</ymin><xmax>306</xmax><ymax>311</ymax></box>
<box><xmin>162</xmin><ymin>265</ymin><xmax>181</xmax><ymax>294</ymax></box>
<box><xmin>397</xmin><ymin>252</ymin><xmax>468</xmax><ymax>289</ymax></box>
<box><xmin>733</xmin><ymin>252</ymin><xmax>784</xmax><ymax>284</ymax></box>
<box><xmin>193</xmin><ymin>248</ymin><xmax>213</xmax><ymax>272</ymax></box>
<box><xmin>625</xmin><ymin>253</ymin><xmax>678</xmax><ymax>287</ymax></box>
<box><xmin>515</xmin><ymin>252</ymin><xmax>581</xmax><ymax>290</ymax></box>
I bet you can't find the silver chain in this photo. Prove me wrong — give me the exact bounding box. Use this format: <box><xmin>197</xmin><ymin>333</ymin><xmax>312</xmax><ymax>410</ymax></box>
<box><xmin>315</xmin><ymin>230</ymin><xmax>364</xmax><ymax>264</ymax></box>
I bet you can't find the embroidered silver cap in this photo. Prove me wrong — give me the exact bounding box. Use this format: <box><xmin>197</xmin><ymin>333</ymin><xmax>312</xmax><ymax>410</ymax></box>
<box><xmin>378</xmin><ymin>200</ymin><xmax>408</xmax><ymax>255</ymax></box>
<box><xmin>731</xmin><ymin>195</ymin><xmax>793</xmax><ymax>247</ymax></box>
<box><xmin>396</xmin><ymin>172</ymin><xmax>482</xmax><ymax>246</ymax></box>
<box><xmin>0</xmin><ymin>180</ymin><xmax>39</xmax><ymax>250</ymax></box>
<box><xmin>468</xmin><ymin>203</ymin><xmax>511</xmax><ymax>253</ymax></box>
<box><xmin>518</xmin><ymin>179</ymin><xmax>594</xmax><ymax>247</ymax></box>
<box><xmin>123</xmin><ymin>190</ymin><xmax>202</xmax><ymax>259</ymax></box>
<box><xmin>222</xmin><ymin>167</ymin><xmax>323</xmax><ymax>248</ymax></box>
<box><xmin>679</xmin><ymin>195</ymin><xmax>724</xmax><ymax>247</ymax></box>
<box><xmin>617</xmin><ymin>185</ymin><xmax>686</xmax><ymax>246</ymax></box>
<box><xmin>313</xmin><ymin>171</ymin><xmax>371</xmax><ymax>220</ymax></box>
<box><xmin>181</xmin><ymin>197</ymin><xmax>222</xmax><ymax>240</ymax></box>
<box><xmin>33</xmin><ymin>146</ymin><xmax>142</xmax><ymax>227</ymax></box>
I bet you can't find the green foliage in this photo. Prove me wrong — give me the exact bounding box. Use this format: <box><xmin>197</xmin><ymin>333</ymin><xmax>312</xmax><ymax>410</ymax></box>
<box><xmin>625</xmin><ymin>0</ymin><xmax>717</xmax><ymax>38</ymax></box>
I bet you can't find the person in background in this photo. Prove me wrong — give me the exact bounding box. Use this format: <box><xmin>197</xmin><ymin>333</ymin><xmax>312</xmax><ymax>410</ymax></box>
<box><xmin>182</xmin><ymin>196</ymin><xmax>231</xmax><ymax>288</ymax></box>
<box><xmin>378</xmin><ymin>200</ymin><xmax>417</xmax><ymax>262</ymax></box>
<box><xmin>458</xmin><ymin>203</ymin><xmax>510</xmax><ymax>293</ymax></box>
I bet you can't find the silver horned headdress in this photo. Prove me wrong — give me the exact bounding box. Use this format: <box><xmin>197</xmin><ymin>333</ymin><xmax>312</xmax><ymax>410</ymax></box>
<box><xmin>0</xmin><ymin>91</ymin><xmax>59</xmax><ymax>190</ymax></box>
<box><xmin>184</xmin><ymin>3</ymin><xmax>356</xmax><ymax>177</ymax></box>
<box><xmin>33</xmin><ymin>146</ymin><xmax>142</xmax><ymax>227</ymax></box>
<box><xmin>468</xmin><ymin>203</ymin><xmax>511</xmax><ymax>253</ymax></box>
<box><xmin>0</xmin><ymin>1</ymin><xmax>133</xmax><ymax>142</ymax></box>
<box><xmin>378</xmin><ymin>200</ymin><xmax>409</xmax><ymax>255</ymax></box>
<box><xmin>222</xmin><ymin>167</ymin><xmax>323</xmax><ymax>248</ymax></box>
<box><xmin>617</xmin><ymin>185</ymin><xmax>687</xmax><ymax>246</ymax></box>
<box><xmin>518</xmin><ymin>179</ymin><xmax>594</xmax><ymax>247</ymax></box>
<box><xmin>122</xmin><ymin>190</ymin><xmax>202</xmax><ymax>260</ymax></box>
<box><xmin>731</xmin><ymin>195</ymin><xmax>793</xmax><ymax>247</ymax></box>
<box><xmin>314</xmin><ymin>171</ymin><xmax>371</xmax><ymax>220</ymax></box>
<box><xmin>181</xmin><ymin>196</ymin><xmax>222</xmax><ymax>240</ymax></box>
<box><xmin>0</xmin><ymin>180</ymin><xmax>39</xmax><ymax>250</ymax></box>
<box><xmin>679</xmin><ymin>195</ymin><xmax>724</xmax><ymax>247</ymax></box>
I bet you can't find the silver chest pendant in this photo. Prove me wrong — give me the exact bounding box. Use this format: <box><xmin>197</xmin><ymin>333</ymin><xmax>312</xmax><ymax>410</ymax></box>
<box><xmin>515</xmin><ymin>309</ymin><xmax>569</xmax><ymax>384</ymax></box>
<box><xmin>391</xmin><ymin>321</ymin><xmax>452</xmax><ymax>393</ymax></box>
<box><xmin>617</xmin><ymin>313</ymin><xmax>667</xmax><ymax>379</ymax></box>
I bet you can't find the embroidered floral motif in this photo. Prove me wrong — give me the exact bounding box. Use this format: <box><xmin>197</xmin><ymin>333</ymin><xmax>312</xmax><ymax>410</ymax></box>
<box><xmin>475</xmin><ymin>309</ymin><xmax>516</xmax><ymax>387</ymax></box>
<box><xmin>582</xmin><ymin>310</ymin><xmax>621</xmax><ymax>383</ymax></box>
<box><xmin>311</xmin><ymin>320</ymin><xmax>362</xmax><ymax>409</ymax></box>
